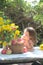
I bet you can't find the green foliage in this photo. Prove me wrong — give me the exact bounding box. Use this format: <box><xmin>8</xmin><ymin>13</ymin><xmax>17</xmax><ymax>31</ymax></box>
<box><xmin>40</xmin><ymin>0</ymin><xmax>43</xmax><ymax>2</ymax></box>
<box><xmin>33</xmin><ymin>2</ymin><xmax>43</xmax><ymax>25</ymax></box>
<box><xmin>0</xmin><ymin>0</ymin><xmax>43</xmax><ymax>45</ymax></box>
<box><xmin>0</xmin><ymin>0</ymin><xmax>6</xmax><ymax>10</ymax></box>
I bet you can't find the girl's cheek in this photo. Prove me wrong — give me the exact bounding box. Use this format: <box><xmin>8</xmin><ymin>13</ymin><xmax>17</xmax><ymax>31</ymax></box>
<box><xmin>21</xmin><ymin>37</ymin><xmax>25</xmax><ymax>43</ymax></box>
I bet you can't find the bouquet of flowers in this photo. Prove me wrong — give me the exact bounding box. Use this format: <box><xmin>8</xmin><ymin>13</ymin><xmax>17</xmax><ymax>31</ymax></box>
<box><xmin>0</xmin><ymin>17</ymin><xmax>21</xmax><ymax>47</ymax></box>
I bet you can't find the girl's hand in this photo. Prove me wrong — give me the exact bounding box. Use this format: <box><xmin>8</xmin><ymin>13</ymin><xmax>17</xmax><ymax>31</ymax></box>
<box><xmin>26</xmin><ymin>40</ymin><xmax>34</xmax><ymax>51</ymax></box>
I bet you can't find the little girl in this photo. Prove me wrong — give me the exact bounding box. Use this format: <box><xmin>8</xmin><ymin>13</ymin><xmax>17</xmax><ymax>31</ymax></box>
<box><xmin>20</xmin><ymin>27</ymin><xmax>41</xmax><ymax>65</ymax></box>
<box><xmin>21</xmin><ymin>27</ymin><xmax>37</xmax><ymax>51</ymax></box>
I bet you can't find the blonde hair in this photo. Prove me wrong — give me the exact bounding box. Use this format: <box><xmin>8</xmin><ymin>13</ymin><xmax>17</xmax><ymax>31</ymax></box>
<box><xmin>24</xmin><ymin>27</ymin><xmax>37</xmax><ymax>45</ymax></box>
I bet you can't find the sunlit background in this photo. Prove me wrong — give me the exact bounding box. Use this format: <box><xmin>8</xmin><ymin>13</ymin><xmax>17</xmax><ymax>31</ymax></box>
<box><xmin>24</xmin><ymin>0</ymin><xmax>40</xmax><ymax>6</ymax></box>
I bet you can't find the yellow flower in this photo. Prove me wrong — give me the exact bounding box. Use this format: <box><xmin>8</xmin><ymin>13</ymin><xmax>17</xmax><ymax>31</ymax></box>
<box><xmin>2</xmin><ymin>24</ymin><xmax>11</xmax><ymax>31</ymax></box>
<box><xmin>3</xmin><ymin>41</ymin><xmax>7</xmax><ymax>47</ymax></box>
<box><xmin>5</xmin><ymin>25</ymin><xmax>10</xmax><ymax>30</ymax></box>
<box><xmin>0</xmin><ymin>21</ymin><xmax>4</xmax><ymax>25</ymax></box>
<box><xmin>0</xmin><ymin>27</ymin><xmax>2</xmax><ymax>32</ymax></box>
<box><xmin>15</xmin><ymin>30</ymin><xmax>20</xmax><ymax>35</ymax></box>
<box><xmin>0</xmin><ymin>17</ymin><xmax>4</xmax><ymax>25</ymax></box>
<box><xmin>14</xmin><ymin>30</ymin><xmax>20</xmax><ymax>39</ymax></box>
<box><xmin>2</xmin><ymin>25</ymin><xmax>7</xmax><ymax>31</ymax></box>
<box><xmin>10</xmin><ymin>23</ymin><xmax>19</xmax><ymax>30</ymax></box>
<box><xmin>10</xmin><ymin>23</ymin><xmax>15</xmax><ymax>27</ymax></box>
<box><xmin>2</xmin><ymin>25</ymin><xmax>5</xmax><ymax>31</ymax></box>
<box><xmin>0</xmin><ymin>17</ymin><xmax>3</xmax><ymax>21</ymax></box>
<box><xmin>39</xmin><ymin>44</ymin><xmax>43</xmax><ymax>50</ymax></box>
<box><xmin>14</xmin><ymin>34</ymin><xmax>17</xmax><ymax>39</ymax></box>
<box><xmin>8</xmin><ymin>27</ymin><xmax>12</xmax><ymax>32</ymax></box>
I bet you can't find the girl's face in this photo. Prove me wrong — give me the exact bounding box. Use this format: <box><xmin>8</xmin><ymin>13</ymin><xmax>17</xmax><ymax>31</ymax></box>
<box><xmin>22</xmin><ymin>30</ymin><xmax>29</xmax><ymax>41</ymax></box>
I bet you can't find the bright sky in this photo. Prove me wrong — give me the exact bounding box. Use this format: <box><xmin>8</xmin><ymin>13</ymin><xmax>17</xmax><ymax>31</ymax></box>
<box><xmin>24</xmin><ymin>0</ymin><xmax>40</xmax><ymax>6</ymax></box>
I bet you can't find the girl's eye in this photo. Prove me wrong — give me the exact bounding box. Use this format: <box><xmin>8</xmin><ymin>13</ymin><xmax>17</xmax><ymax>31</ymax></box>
<box><xmin>26</xmin><ymin>34</ymin><xmax>28</xmax><ymax>36</ymax></box>
<box><xmin>25</xmin><ymin>33</ymin><xmax>28</xmax><ymax>36</ymax></box>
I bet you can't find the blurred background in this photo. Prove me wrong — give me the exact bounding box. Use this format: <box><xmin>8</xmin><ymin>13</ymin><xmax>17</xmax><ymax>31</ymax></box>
<box><xmin>0</xmin><ymin>0</ymin><xmax>43</xmax><ymax>45</ymax></box>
